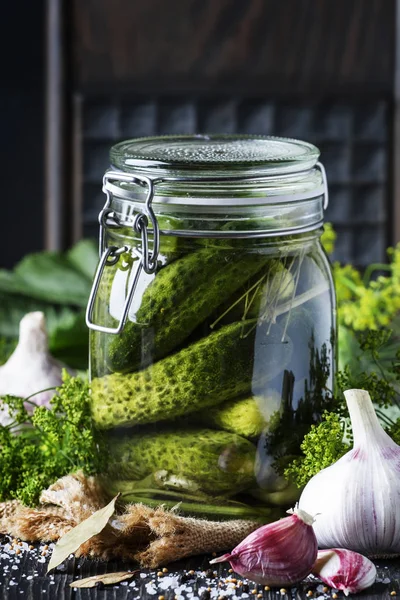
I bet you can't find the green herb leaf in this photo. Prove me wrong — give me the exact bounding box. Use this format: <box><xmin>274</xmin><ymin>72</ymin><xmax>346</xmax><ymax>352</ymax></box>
<box><xmin>48</xmin><ymin>309</ymin><xmax>89</xmax><ymax>369</ymax></box>
<box><xmin>47</xmin><ymin>495</ymin><xmax>119</xmax><ymax>573</ymax></box>
<box><xmin>66</xmin><ymin>239</ymin><xmax>98</xmax><ymax>281</ymax></box>
<box><xmin>284</xmin><ymin>412</ymin><xmax>348</xmax><ymax>488</ymax></box>
<box><xmin>14</xmin><ymin>252</ymin><xmax>91</xmax><ymax>307</ymax></box>
<box><xmin>0</xmin><ymin>238</ymin><xmax>97</xmax><ymax>370</ymax></box>
<box><xmin>0</xmin><ymin>372</ymin><xmax>106</xmax><ymax>506</ymax></box>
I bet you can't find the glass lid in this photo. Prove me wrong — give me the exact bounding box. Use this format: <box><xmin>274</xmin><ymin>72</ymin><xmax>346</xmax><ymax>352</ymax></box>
<box><xmin>110</xmin><ymin>134</ymin><xmax>320</xmax><ymax>176</ymax></box>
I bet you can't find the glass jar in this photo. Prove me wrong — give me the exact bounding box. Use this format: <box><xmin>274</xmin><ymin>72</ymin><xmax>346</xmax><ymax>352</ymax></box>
<box><xmin>86</xmin><ymin>135</ymin><xmax>336</xmax><ymax>522</ymax></box>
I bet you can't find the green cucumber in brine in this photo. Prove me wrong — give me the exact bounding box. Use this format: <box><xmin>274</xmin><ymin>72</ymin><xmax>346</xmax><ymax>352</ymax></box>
<box><xmin>191</xmin><ymin>391</ymin><xmax>283</xmax><ymax>439</ymax></box>
<box><xmin>191</xmin><ymin>396</ymin><xmax>266</xmax><ymax>439</ymax></box>
<box><xmin>106</xmin><ymin>248</ymin><xmax>271</xmax><ymax>373</ymax></box>
<box><xmin>106</xmin><ymin>427</ymin><xmax>257</xmax><ymax>495</ymax></box>
<box><xmin>91</xmin><ymin>319</ymin><xmax>293</xmax><ymax>429</ymax></box>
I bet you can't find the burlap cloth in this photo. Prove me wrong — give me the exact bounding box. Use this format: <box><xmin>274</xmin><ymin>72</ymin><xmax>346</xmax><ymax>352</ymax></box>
<box><xmin>0</xmin><ymin>472</ymin><xmax>259</xmax><ymax>568</ymax></box>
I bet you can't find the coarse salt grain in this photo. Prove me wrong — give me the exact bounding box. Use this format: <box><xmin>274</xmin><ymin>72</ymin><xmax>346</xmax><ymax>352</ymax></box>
<box><xmin>145</xmin><ymin>582</ymin><xmax>157</xmax><ymax>595</ymax></box>
<box><xmin>159</xmin><ymin>575</ymin><xmax>180</xmax><ymax>590</ymax></box>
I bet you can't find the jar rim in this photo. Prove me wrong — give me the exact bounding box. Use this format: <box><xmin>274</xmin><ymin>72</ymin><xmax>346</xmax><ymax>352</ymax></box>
<box><xmin>102</xmin><ymin>135</ymin><xmax>327</xmax><ymax>238</ymax></box>
<box><xmin>110</xmin><ymin>134</ymin><xmax>320</xmax><ymax>176</ymax></box>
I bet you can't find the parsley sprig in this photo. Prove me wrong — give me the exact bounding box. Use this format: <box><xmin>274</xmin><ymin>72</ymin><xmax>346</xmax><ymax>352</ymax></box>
<box><xmin>0</xmin><ymin>371</ymin><xmax>105</xmax><ymax>506</ymax></box>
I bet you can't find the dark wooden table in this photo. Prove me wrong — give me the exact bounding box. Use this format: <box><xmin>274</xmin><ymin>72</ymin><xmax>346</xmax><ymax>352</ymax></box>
<box><xmin>0</xmin><ymin>537</ymin><xmax>399</xmax><ymax>600</ymax></box>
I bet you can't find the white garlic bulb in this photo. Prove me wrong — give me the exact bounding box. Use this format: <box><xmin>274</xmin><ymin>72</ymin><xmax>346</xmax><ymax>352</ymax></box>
<box><xmin>0</xmin><ymin>312</ymin><xmax>69</xmax><ymax>425</ymax></box>
<box><xmin>299</xmin><ymin>388</ymin><xmax>400</xmax><ymax>555</ymax></box>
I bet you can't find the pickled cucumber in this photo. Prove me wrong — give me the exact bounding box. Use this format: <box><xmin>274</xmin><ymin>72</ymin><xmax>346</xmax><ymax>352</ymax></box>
<box><xmin>92</xmin><ymin>320</ymin><xmax>256</xmax><ymax>428</ymax></box>
<box><xmin>107</xmin><ymin>248</ymin><xmax>270</xmax><ymax>372</ymax></box>
<box><xmin>107</xmin><ymin>428</ymin><xmax>256</xmax><ymax>495</ymax></box>
<box><xmin>193</xmin><ymin>396</ymin><xmax>267</xmax><ymax>439</ymax></box>
<box><xmin>91</xmin><ymin>319</ymin><xmax>293</xmax><ymax>429</ymax></box>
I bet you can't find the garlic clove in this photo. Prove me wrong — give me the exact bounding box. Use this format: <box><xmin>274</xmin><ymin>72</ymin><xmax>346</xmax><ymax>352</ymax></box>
<box><xmin>312</xmin><ymin>548</ymin><xmax>377</xmax><ymax>596</ymax></box>
<box><xmin>210</xmin><ymin>504</ymin><xmax>317</xmax><ymax>586</ymax></box>
<box><xmin>299</xmin><ymin>389</ymin><xmax>400</xmax><ymax>555</ymax></box>
<box><xmin>0</xmin><ymin>312</ymin><xmax>72</xmax><ymax>423</ymax></box>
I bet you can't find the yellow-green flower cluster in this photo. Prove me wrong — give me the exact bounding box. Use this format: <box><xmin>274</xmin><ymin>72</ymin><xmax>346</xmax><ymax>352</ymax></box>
<box><xmin>335</xmin><ymin>244</ymin><xmax>400</xmax><ymax>330</ymax></box>
<box><xmin>333</xmin><ymin>263</ymin><xmax>363</xmax><ymax>304</ymax></box>
<box><xmin>320</xmin><ymin>222</ymin><xmax>337</xmax><ymax>255</ymax></box>
<box><xmin>321</xmin><ymin>227</ymin><xmax>400</xmax><ymax>331</ymax></box>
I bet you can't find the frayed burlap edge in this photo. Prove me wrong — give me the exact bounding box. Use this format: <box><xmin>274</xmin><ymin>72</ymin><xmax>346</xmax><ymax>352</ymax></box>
<box><xmin>0</xmin><ymin>472</ymin><xmax>259</xmax><ymax>567</ymax></box>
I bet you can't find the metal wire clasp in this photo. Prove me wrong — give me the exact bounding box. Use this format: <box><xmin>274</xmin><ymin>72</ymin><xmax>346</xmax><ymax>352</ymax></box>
<box><xmin>316</xmin><ymin>162</ymin><xmax>329</xmax><ymax>210</ymax></box>
<box><xmin>98</xmin><ymin>170</ymin><xmax>160</xmax><ymax>268</ymax></box>
<box><xmin>86</xmin><ymin>170</ymin><xmax>160</xmax><ymax>333</ymax></box>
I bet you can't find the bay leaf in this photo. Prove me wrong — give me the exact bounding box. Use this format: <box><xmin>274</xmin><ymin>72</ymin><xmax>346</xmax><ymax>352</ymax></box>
<box><xmin>70</xmin><ymin>571</ymin><xmax>137</xmax><ymax>588</ymax></box>
<box><xmin>47</xmin><ymin>495</ymin><xmax>119</xmax><ymax>573</ymax></box>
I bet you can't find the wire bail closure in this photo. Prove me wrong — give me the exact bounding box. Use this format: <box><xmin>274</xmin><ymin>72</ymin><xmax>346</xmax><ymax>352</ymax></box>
<box><xmin>98</xmin><ymin>170</ymin><xmax>159</xmax><ymax>268</ymax></box>
<box><xmin>316</xmin><ymin>161</ymin><xmax>329</xmax><ymax>210</ymax></box>
<box><xmin>86</xmin><ymin>170</ymin><xmax>160</xmax><ymax>333</ymax></box>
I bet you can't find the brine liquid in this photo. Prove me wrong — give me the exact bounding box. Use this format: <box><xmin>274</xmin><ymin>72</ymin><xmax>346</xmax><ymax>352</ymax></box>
<box><xmin>90</xmin><ymin>237</ymin><xmax>335</xmax><ymax>521</ymax></box>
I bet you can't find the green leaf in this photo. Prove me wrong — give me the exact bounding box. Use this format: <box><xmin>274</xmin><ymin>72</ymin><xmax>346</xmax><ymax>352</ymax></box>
<box><xmin>0</xmin><ymin>239</ymin><xmax>98</xmax><ymax>369</ymax></box>
<box><xmin>0</xmin><ymin>270</ymin><xmax>33</xmax><ymax>296</ymax></box>
<box><xmin>0</xmin><ymin>337</ymin><xmax>17</xmax><ymax>365</ymax></box>
<box><xmin>14</xmin><ymin>252</ymin><xmax>91</xmax><ymax>307</ymax></box>
<box><xmin>47</xmin><ymin>495</ymin><xmax>119</xmax><ymax>573</ymax></box>
<box><xmin>0</xmin><ymin>293</ymin><xmax>62</xmax><ymax>338</ymax></box>
<box><xmin>49</xmin><ymin>309</ymin><xmax>89</xmax><ymax>369</ymax></box>
<box><xmin>67</xmin><ymin>239</ymin><xmax>98</xmax><ymax>281</ymax></box>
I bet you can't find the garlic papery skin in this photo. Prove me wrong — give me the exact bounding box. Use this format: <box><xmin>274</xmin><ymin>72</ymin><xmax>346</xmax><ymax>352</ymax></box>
<box><xmin>209</xmin><ymin>504</ymin><xmax>317</xmax><ymax>586</ymax></box>
<box><xmin>299</xmin><ymin>388</ymin><xmax>400</xmax><ymax>555</ymax></box>
<box><xmin>0</xmin><ymin>312</ymin><xmax>68</xmax><ymax>423</ymax></box>
<box><xmin>312</xmin><ymin>549</ymin><xmax>377</xmax><ymax>596</ymax></box>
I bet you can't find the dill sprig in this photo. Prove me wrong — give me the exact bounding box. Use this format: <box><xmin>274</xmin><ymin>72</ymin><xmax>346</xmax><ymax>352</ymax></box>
<box><xmin>285</xmin><ymin>328</ymin><xmax>400</xmax><ymax>487</ymax></box>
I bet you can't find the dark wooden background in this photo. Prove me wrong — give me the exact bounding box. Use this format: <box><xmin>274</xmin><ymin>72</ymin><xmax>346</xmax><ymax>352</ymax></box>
<box><xmin>49</xmin><ymin>0</ymin><xmax>399</xmax><ymax>269</ymax></box>
<box><xmin>1</xmin><ymin>0</ymin><xmax>399</xmax><ymax>267</ymax></box>
<box><xmin>72</xmin><ymin>0</ymin><xmax>394</xmax><ymax>95</ymax></box>
<box><xmin>0</xmin><ymin>0</ymin><xmax>45</xmax><ymax>268</ymax></box>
